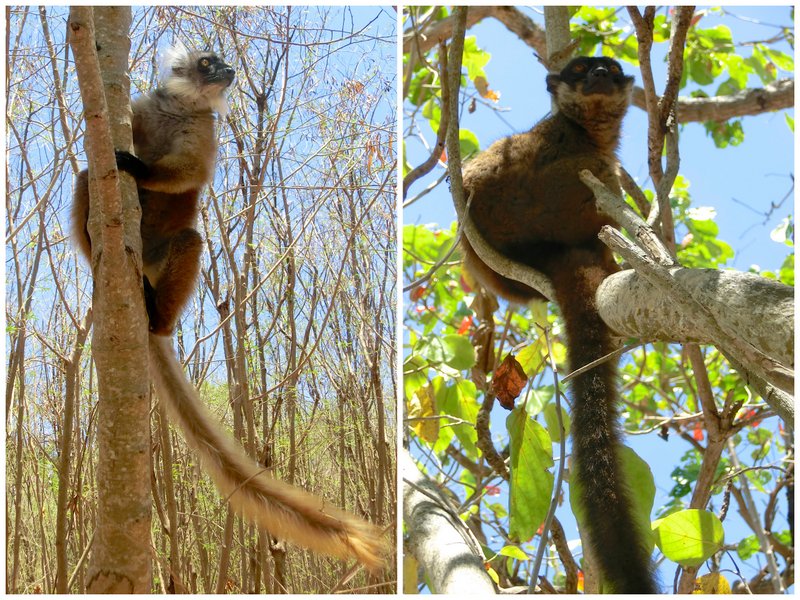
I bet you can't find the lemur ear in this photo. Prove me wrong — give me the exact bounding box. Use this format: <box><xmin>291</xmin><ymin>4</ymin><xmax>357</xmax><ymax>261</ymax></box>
<box><xmin>159</xmin><ymin>40</ymin><xmax>190</xmax><ymax>80</ymax></box>
<box><xmin>545</xmin><ymin>74</ymin><xmax>561</xmax><ymax>94</ymax></box>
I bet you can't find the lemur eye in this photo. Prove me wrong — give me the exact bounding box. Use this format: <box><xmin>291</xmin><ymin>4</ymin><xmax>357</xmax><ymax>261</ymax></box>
<box><xmin>609</xmin><ymin>64</ymin><xmax>621</xmax><ymax>74</ymax></box>
<box><xmin>573</xmin><ymin>63</ymin><xmax>587</xmax><ymax>73</ymax></box>
<box><xmin>199</xmin><ymin>58</ymin><xmax>210</xmax><ymax>68</ymax></box>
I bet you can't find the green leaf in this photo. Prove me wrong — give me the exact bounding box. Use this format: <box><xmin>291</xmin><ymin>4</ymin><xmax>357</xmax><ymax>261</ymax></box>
<box><xmin>689</xmin><ymin>216</ymin><xmax>719</xmax><ymax>237</ymax></box>
<box><xmin>459</xmin><ymin>129</ymin><xmax>480</xmax><ymax>160</ymax></box>
<box><xmin>441</xmin><ymin>334</ymin><xmax>476</xmax><ymax>370</ymax></box>
<box><xmin>779</xmin><ymin>254</ymin><xmax>794</xmax><ymax>286</ymax></box>
<box><xmin>703</xmin><ymin>118</ymin><xmax>744</xmax><ymax>148</ymax></box>
<box><xmin>745</xmin><ymin>46</ymin><xmax>777</xmax><ymax>84</ymax></box>
<box><xmin>774</xmin><ymin>529</ymin><xmax>793</xmax><ymax>546</ymax></box>
<box><xmin>486</xmin><ymin>566</ymin><xmax>500</xmax><ymax>585</ymax></box>
<box><xmin>765</xmin><ymin>48</ymin><xmax>794</xmax><ymax>72</ymax></box>
<box><xmin>431</xmin><ymin>417</ymin><xmax>455</xmax><ymax>453</ymax></box>
<box><xmin>618</xmin><ymin>34</ymin><xmax>640</xmax><ymax>62</ymax></box>
<box><xmin>687</xmin><ymin>54</ymin><xmax>717</xmax><ymax>86</ymax></box>
<box><xmin>653</xmin><ymin>509</ymin><xmax>725</xmax><ymax>567</ymax></box>
<box><xmin>414</xmin><ymin>332</ymin><xmax>477</xmax><ymax>371</ymax></box>
<box><xmin>403</xmin><ymin>354</ymin><xmax>429</xmax><ymax>401</ymax></box>
<box><xmin>487</xmin><ymin>502</ymin><xmax>508</xmax><ymax>519</ymax></box>
<box><xmin>516</xmin><ymin>338</ymin><xmax>547</xmax><ymax>377</ymax></box>
<box><xmin>716</xmin><ymin>78</ymin><xmax>741</xmax><ymax>96</ymax></box>
<box><xmin>736</xmin><ymin>534</ymin><xmax>760</xmax><ymax>560</ymax></box>
<box><xmin>403</xmin><ymin>554</ymin><xmax>420</xmax><ymax>594</ymax></box>
<box><xmin>435</xmin><ymin>377</ymin><xmax>479</xmax><ymax>457</ymax></box>
<box><xmin>459</xmin><ymin>466</ymin><xmax>477</xmax><ymax>490</ymax></box>
<box><xmin>406</xmin><ymin>68</ymin><xmax>435</xmax><ymax>107</ymax></box>
<box><xmin>543</xmin><ymin>401</ymin><xmax>571</xmax><ymax>442</ymax></box>
<box><xmin>497</xmin><ymin>545</ymin><xmax>529</xmax><ymax>561</ymax></box>
<box><xmin>521</xmin><ymin>386</ymin><xmax>554</xmax><ymax>418</ymax></box>
<box><xmin>423</xmin><ymin>95</ymin><xmax>441</xmax><ymax>134</ymax></box>
<box><xmin>403</xmin><ymin>224</ymin><xmax>439</xmax><ymax>264</ymax></box>
<box><xmin>402</xmin><ymin>141</ymin><xmax>411</xmax><ymax>178</ymax></box>
<box><xmin>653</xmin><ymin>14</ymin><xmax>670</xmax><ymax>42</ymax></box>
<box><xmin>415</xmin><ymin>335</ymin><xmax>445</xmax><ymax>364</ymax></box>
<box><xmin>507</xmin><ymin>407</ymin><xmax>554</xmax><ymax>541</ymax></box>
<box><xmin>747</xmin><ymin>427</ymin><xmax>772</xmax><ymax>463</ymax></box>
<box><xmin>616</xmin><ymin>445</ymin><xmax>657</xmax><ymax>533</ymax></box>
<box><xmin>700</xmin><ymin>25</ymin><xmax>734</xmax><ymax>51</ymax></box>
<box><xmin>462</xmin><ymin>36</ymin><xmax>491</xmax><ymax>81</ymax></box>
<box><xmin>724</xmin><ymin>54</ymin><xmax>748</xmax><ymax>89</ymax></box>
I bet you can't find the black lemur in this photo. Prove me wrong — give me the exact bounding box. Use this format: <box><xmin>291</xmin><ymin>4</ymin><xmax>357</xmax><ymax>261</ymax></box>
<box><xmin>461</xmin><ymin>56</ymin><xmax>657</xmax><ymax>593</ymax></box>
<box><xmin>72</xmin><ymin>45</ymin><xmax>385</xmax><ymax>571</ymax></box>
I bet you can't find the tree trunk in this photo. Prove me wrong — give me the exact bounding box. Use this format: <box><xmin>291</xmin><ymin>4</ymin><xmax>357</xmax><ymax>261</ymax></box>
<box><xmin>69</xmin><ymin>6</ymin><xmax>152</xmax><ymax>592</ymax></box>
<box><xmin>55</xmin><ymin>312</ymin><xmax>91</xmax><ymax>592</ymax></box>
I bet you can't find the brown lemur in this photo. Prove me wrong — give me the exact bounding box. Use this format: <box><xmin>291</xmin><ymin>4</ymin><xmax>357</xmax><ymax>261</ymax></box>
<box><xmin>72</xmin><ymin>44</ymin><xmax>385</xmax><ymax>571</ymax></box>
<box><xmin>461</xmin><ymin>56</ymin><xmax>657</xmax><ymax>593</ymax></box>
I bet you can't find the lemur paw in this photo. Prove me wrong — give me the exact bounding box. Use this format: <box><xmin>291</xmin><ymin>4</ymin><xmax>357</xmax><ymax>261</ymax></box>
<box><xmin>115</xmin><ymin>150</ymin><xmax>149</xmax><ymax>179</ymax></box>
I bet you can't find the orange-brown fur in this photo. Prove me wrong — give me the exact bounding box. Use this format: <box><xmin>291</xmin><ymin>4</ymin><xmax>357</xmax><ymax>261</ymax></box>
<box><xmin>462</xmin><ymin>57</ymin><xmax>656</xmax><ymax>593</ymax></box>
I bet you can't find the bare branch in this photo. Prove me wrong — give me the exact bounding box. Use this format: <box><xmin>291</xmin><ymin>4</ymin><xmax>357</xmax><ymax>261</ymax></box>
<box><xmin>403</xmin><ymin>6</ymin><xmax>545</xmax><ymax>59</ymax></box>
<box><xmin>660</xmin><ymin>6</ymin><xmax>695</xmax><ymax>125</ymax></box>
<box><xmin>403</xmin><ymin>41</ymin><xmax>448</xmax><ymax>198</ymax></box>
<box><xmin>667</xmin><ymin>79</ymin><xmax>793</xmax><ymax>122</ymax></box>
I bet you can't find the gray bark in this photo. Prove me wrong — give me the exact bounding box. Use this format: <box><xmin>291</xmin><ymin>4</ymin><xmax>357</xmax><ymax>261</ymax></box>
<box><xmin>402</xmin><ymin>449</ymin><xmax>496</xmax><ymax>595</ymax></box>
<box><xmin>598</xmin><ymin>268</ymin><xmax>793</xmax><ymax>369</ymax></box>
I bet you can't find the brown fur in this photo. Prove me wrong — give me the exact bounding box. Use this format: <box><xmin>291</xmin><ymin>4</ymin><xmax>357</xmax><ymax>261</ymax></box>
<box><xmin>72</xmin><ymin>50</ymin><xmax>228</xmax><ymax>335</ymax></box>
<box><xmin>72</xmin><ymin>46</ymin><xmax>386</xmax><ymax>572</ymax></box>
<box><xmin>462</xmin><ymin>57</ymin><xmax>656</xmax><ymax>593</ymax></box>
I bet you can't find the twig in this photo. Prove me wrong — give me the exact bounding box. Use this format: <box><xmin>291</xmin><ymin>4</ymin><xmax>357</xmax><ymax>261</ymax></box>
<box><xmin>403</xmin><ymin>41</ymin><xmax>449</xmax><ymax>198</ymax></box>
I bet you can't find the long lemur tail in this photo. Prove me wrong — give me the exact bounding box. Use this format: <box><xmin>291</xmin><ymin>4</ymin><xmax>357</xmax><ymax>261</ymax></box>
<box><xmin>149</xmin><ymin>335</ymin><xmax>386</xmax><ymax>572</ymax></box>
<box><xmin>550</xmin><ymin>248</ymin><xmax>657</xmax><ymax>594</ymax></box>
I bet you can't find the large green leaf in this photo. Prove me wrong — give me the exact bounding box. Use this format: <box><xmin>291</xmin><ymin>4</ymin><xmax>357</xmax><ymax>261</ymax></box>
<box><xmin>507</xmin><ymin>407</ymin><xmax>554</xmax><ymax>541</ymax></box>
<box><xmin>653</xmin><ymin>509</ymin><xmax>725</xmax><ymax>567</ymax></box>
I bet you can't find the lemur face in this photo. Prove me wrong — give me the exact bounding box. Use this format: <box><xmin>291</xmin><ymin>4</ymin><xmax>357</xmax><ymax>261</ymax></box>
<box><xmin>545</xmin><ymin>56</ymin><xmax>634</xmax><ymax>126</ymax></box>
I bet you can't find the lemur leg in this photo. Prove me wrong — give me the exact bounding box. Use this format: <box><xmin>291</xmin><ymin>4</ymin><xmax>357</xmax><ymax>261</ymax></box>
<box><xmin>145</xmin><ymin>228</ymin><xmax>203</xmax><ymax>335</ymax></box>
